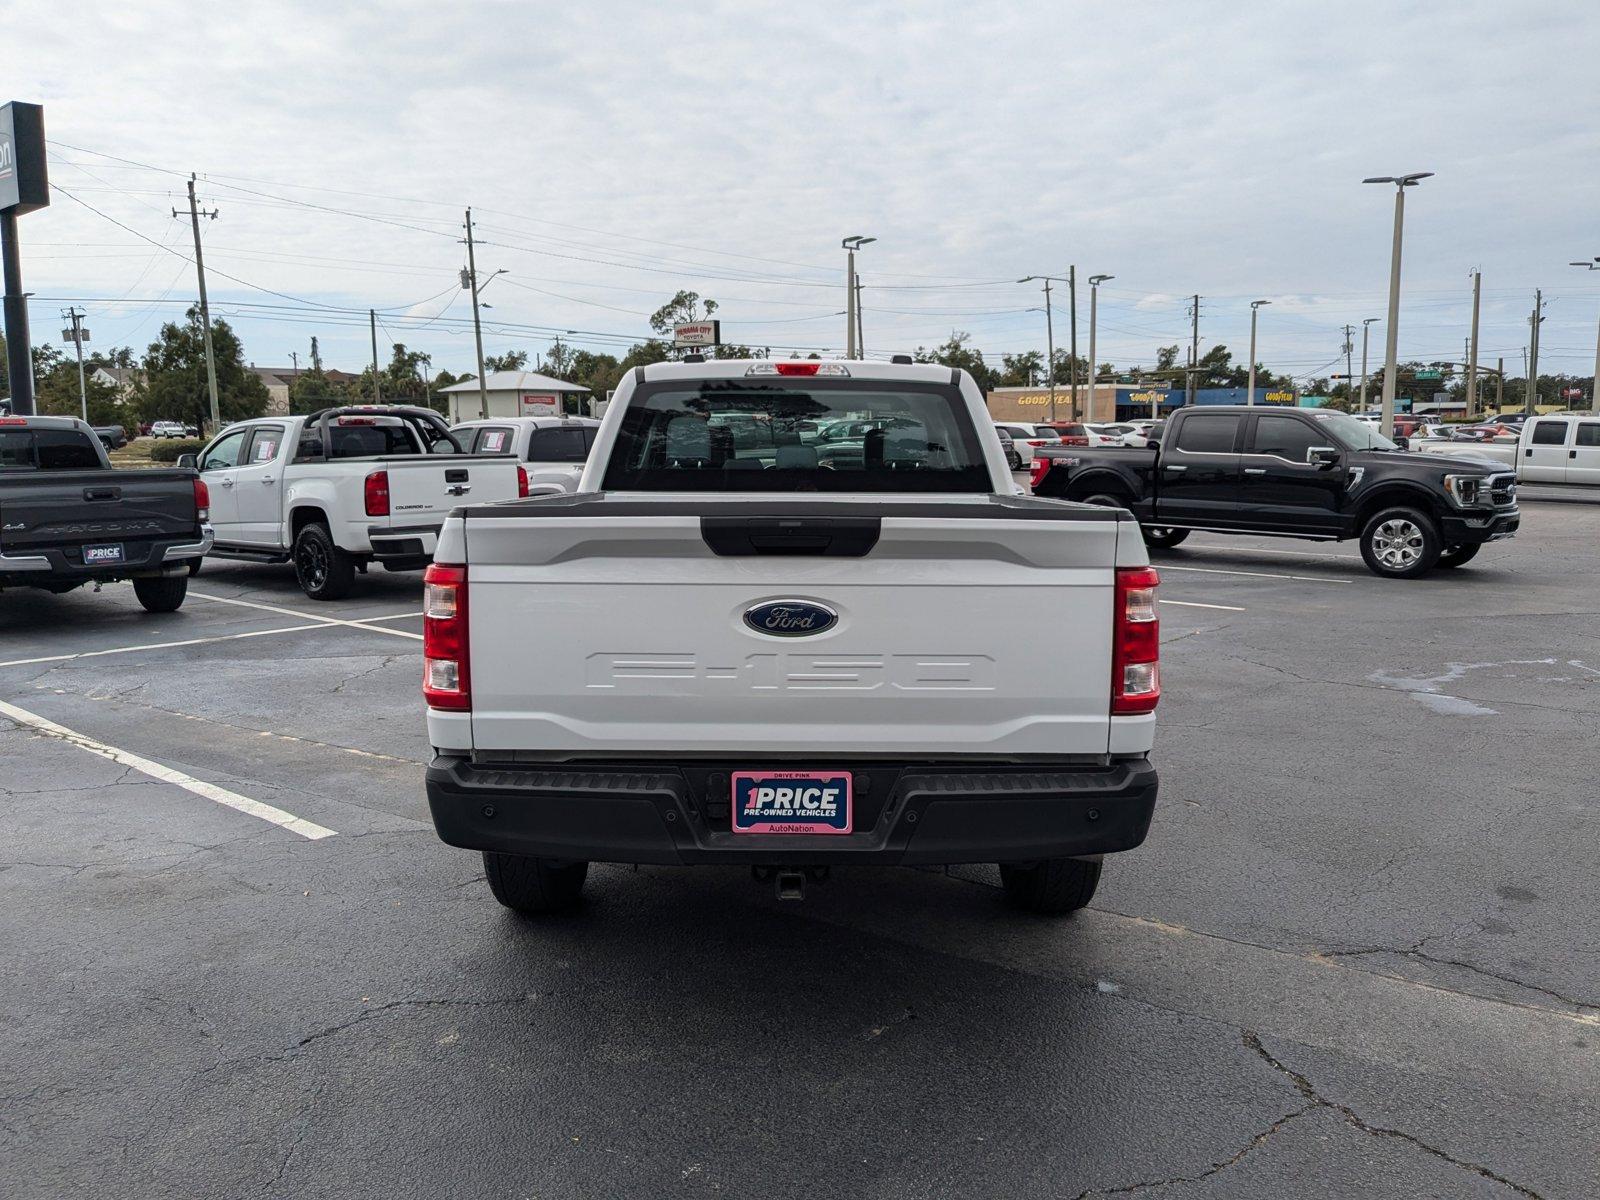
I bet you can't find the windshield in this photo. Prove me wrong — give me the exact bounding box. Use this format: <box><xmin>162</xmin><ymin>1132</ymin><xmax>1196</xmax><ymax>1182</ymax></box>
<box><xmin>1310</xmin><ymin>410</ymin><xmax>1398</xmax><ymax>451</ymax></box>
<box><xmin>600</xmin><ymin>379</ymin><xmax>989</xmax><ymax>493</ymax></box>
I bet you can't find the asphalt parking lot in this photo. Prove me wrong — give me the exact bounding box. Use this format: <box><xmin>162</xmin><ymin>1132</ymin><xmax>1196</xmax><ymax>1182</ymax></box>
<box><xmin>3</xmin><ymin>500</ymin><xmax>1597</xmax><ymax>1199</ymax></box>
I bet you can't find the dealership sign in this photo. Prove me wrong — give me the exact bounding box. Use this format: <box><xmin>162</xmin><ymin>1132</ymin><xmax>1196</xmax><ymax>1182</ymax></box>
<box><xmin>0</xmin><ymin>102</ymin><xmax>48</xmax><ymax>213</ymax></box>
<box><xmin>519</xmin><ymin>392</ymin><xmax>559</xmax><ymax>416</ymax></box>
<box><xmin>673</xmin><ymin>320</ymin><xmax>721</xmax><ymax>348</ymax></box>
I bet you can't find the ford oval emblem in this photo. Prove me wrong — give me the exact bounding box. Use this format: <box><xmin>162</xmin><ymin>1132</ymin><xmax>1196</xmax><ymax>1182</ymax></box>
<box><xmin>743</xmin><ymin>599</ymin><xmax>838</xmax><ymax>638</ymax></box>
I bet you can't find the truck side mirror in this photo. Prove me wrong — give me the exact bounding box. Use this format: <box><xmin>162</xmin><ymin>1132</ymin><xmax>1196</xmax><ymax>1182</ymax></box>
<box><xmin>1393</xmin><ymin>435</ymin><xmax>1410</xmax><ymax>450</ymax></box>
<box><xmin>1308</xmin><ymin>447</ymin><xmax>1339</xmax><ymax>468</ymax></box>
<box><xmin>176</xmin><ymin>453</ymin><xmax>198</xmax><ymax>469</ymax></box>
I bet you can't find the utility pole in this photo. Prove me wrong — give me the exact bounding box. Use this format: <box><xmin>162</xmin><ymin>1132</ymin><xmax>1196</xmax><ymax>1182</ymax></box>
<box><xmin>310</xmin><ymin>336</ymin><xmax>322</xmax><ymax>373</ymax></box>
<box><xmin>369</xmin><ymin>309</ymin><xmax>382</xmax><ymax>403</ymax></box>
<box><xmin>1018</xmin><ymin>277</ymin><xmax>1060</xmax><ymax>421</ymax></box>
<box><xmin>1466</xmin><ymin>270</ymin><xmax>1481</xmax><ymax>418</ymax></box>
<box><xmin>1526</xmin><ymin>290</ymin><xmax>1543</xmax><ymax>417</ymax></box>
<box><xmin>1496</xmin><ymin>357</ymin><xmax>1504</xmax><ymax>412</ymax></box>
<box><xmin>1247</xmin><ymin>300</ymin><xmax>1270</xmax><ymax>405</ymax></box>
<box><xmin>464</xmin><ymin>208</ymin><xmax>489</xmax><ymax>419</ymax></box>
<box><xmin>1187</xmin><ymin>294</ymin><xmax>1201</xmax><ymax>407</ymax></box>
<box><xmin>1068</xmin><ymin>266</ymin><xmax>1080</xmax><ymax>418</ymax></box>
<box><xmin>175</xmin><ymin>175</ymin><xmax>221</xmax><ymax>433</ymax></box>
<box><xmin>1359</xmin><ymin>318</ymin><xmax>1379</xmax><ymax>410</ymax></box>
<box><xmin>1087</xmin><ymin>274</ymin><xmax>1113</xmax><ymax>419</ymax></box>
<box><xmin>61</xmin><ymin>307</ymin><xmax>89</xmax><ymax>421</ymax></box>
<box><xmin>1341</xmin><ymin>324</ymin><xmax>1356</xmax><ymax>408</ymax></box>
<box><xmin>841</xmin><ymin>236</ymin><xmax>875</xmax><ymax>359</ymax></box>
<box><xmin>857</xmin><ymin>282</ymin><xmax>866</xmax><ymax>357</ymax></box>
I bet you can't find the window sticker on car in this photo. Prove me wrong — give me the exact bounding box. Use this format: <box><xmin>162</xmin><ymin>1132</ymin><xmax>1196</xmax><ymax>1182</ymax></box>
<box><xmin>253</xmin><ymin>437</ymin><xmax>279</xmax><ymax>462</ymax></box>
<box><xmin>483</xmin><ymin>431</ymin><xmax>508</xmax><ymax>452</ymax></box>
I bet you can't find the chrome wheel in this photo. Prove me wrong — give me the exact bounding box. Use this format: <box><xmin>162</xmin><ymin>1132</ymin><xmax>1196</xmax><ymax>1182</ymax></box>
<box><xmin>1372</xmin><ymin>518</ymin><xmax>1425</xmax><ymax>569</ymax></box>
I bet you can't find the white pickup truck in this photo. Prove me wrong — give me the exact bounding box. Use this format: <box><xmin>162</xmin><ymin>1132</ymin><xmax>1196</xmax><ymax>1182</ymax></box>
<box><xmin>1413</xmin><ymin>413</ymin><xmax>1600</xmax><ymax>486</ymax></box>
<box><xmin>421</xmin><ymin>358</ymin><xmax>1162</xmax><ymax>916</ymax></box>
<box><xmin>449</xmin><ymin>416</ymin><xmax>601</xmax><ymax>494</ymax></box>
<box><xmin>182</xmin><ymin>406</ymin><xmax>526</xmax><ymax>599</ymax></box>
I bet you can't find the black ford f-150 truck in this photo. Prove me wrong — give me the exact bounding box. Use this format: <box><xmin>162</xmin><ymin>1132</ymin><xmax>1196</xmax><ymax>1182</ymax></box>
<box><xmin>0</xmin><ymin>416</ymin><xmax>212</xmax><ymax>611</ymax></box>
<box><xmin>1031</xmin><ymin>405</ymin><xmax>1519</xmax><ymax>578</ymax></box>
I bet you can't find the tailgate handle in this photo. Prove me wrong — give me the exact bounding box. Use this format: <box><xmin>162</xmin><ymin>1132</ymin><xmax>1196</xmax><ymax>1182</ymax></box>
<box><xmin>700</xmin><ymin>516</ymin><xmax>881</xmax><ymax>557</ymax></box>
<box><xmin>83</xmin><ymin>486</ymin><xmax>120</xmax><ymax>501</ymax></box>
<box><xmin>445</xmin><ymin>468</ymin><xmax>470</xmax><ymax>483</ymax></box>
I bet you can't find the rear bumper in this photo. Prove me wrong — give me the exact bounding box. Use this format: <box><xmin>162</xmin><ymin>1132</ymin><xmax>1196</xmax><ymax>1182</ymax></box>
<box><xmin>425</xmin><ymin>755</ymin><xmax>1158</xmax><ymax>866</ymax></box>
<box><xmin>366</xmin><ymin>523</ymin><xmax>440</xmax><ymax>561</ymax></box>
<box><xmin>1438</xmin><ymin>506</ymin><xmax>1519</xmax><ymax>544</ymax></box>
<box><xmin>0</xmin><ymin>527</ymin><xmax>212</xmax><ymax>582</ymax></box>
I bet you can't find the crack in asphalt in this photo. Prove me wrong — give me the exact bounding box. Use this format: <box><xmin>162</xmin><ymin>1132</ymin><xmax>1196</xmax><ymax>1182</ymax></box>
<box><xmin>1242</xmin><ymin>1031</ymin><xmax>1547</xmax><ymax>1199</ymax></box>
<box><xmin>328</xmin><ymin>655</ymin><xmax>404</xmax><ymax>695</ymax></box>
<box><xmin>1319</xmin><ymin>946</ymin><xmax>1597</xmax><ymax>1013</ymax></box>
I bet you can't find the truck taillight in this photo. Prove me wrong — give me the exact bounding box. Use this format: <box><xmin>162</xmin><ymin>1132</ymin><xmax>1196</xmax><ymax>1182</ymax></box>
<box><xmin>517</xmin><ymin>465</ymin><xmax>529</xmax><ymax>498</ymax></box>
<box><xmin>423</xmin><ymin>563</ymin><xmax>470</xmax><ymax>711</ymax></box>
<box><xmin>1029</xmin><ymin>457</ymin><xmax>1052</xmax><ymax>488</ymax></box>
<box><xmin>1061</xmin><ymin>435</ymin><xmax>1089</xmax><ymax>446</ymax></box>
<box><xmin>364</xmin><ymin>469</ymin><xmax>390</xmax><ymax>517</ymax></box>
<box><xmin>1112</xmin><ymin>566</ymin><xmax>1160</xmax><ymax>715</ymax></box>
<box><xmin>192</xmin><ymin>477</ymin><xmax>210</xmax><ymax>522</ymax></box>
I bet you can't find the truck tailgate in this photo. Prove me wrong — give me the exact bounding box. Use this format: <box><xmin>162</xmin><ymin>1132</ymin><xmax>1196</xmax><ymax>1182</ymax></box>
<box><xmin>461</xmin><ymin>497</ymin><xmax>1124</xmax><ymax>757</ymax></box>
<box><xmin>0</xmin><ymin>469</ymin><xmax>197</xmax><ymax>556</ymax></box>
<box><xmin>382</xmin><ymin>456</ymin><xmax>522</xmax><ymax>523</ymax></box>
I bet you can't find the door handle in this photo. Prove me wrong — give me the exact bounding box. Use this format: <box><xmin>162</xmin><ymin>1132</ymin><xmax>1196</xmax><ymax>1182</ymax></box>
<box><xmin>1570</xmin><ymin>451</ymin><xmax>1578</xmax><ymax>459</ymax></box>
<box><xmin>218</xmin><ymin>478</ymin><xmax>235</xmax><ymax>488</ymax></box>
<box><xmin>1165</xmin><ymin>464</ymin><xmax>1187</xmax><ymax>472</ymax></box>
<box><xmin>1243</xmin><ymin>468</ymin><xmax>1267</xmax><ymax>476</ymax></box>
<box><xmin>1525</xmin><ymin>449</ymin><xmax>1533</xmax><ymax>457</ymax></box>
<box><xmin>261</xmin><ymin>476</ymin><xmax>276</xmax><ymax>483</ymax></box>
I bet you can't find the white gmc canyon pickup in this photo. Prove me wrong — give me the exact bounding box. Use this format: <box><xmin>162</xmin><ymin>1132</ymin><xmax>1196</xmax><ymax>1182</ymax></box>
<box><xmin>421</xmin><ymin>359</ymin><xmax>1161</xmax><ymax>915</ymax></box>
<box><xmin>182</xmin><ymin>406</ymin><xmax>526</xmax><ymax>599</ymax></box>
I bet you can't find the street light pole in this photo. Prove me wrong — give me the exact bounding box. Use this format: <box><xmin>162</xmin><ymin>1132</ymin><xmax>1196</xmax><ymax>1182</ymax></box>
<box><xmin>1466</xmin><ymin>271</ymin><xmax>1481</xmax><ymax>418</ymax></box>
<box><xmin>1087</xmin><ymin>274</ymin><xmax>1113</xmax><ymax>419</ymax></box>
<box><xmin>62</xmin><ymin>307</ymin><xmax>89</xmax><ymax>421</ymax></box>
<box><xmin>1247</xmin><ymin>300</ymin><xmax>1270</xmax><ymax>405</ymax></box>
<box><xmin>1570</xmin><ymin>258</ymin><xmax>1600</xmax><ymax>412</ymax></box>
<box><xmin>1359</xmin><ymin>318</ymin><xmax>1379</xmax><ymax>411</ymax></box>
<box><xmin>1067</xmin><ymin>266</ymin><xmax>1080</xmax><ymax>418</ymax></box>
<box><xmin>463</xmin><ymin>208</ymin><xmax>490</xmax><ymax>419</ymax></box>
<box><xmin>1363</xmin><ymin>172</ymin><xmax>1433</xmax><ymax>437</ymax></box>
<box><xmin>841</xmin><ymin>236</ymin><xmax>874</xmax><ymax>359</ymax></box>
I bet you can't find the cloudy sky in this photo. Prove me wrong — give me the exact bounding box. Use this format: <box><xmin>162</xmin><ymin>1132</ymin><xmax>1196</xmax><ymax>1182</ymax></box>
<box><xmin>9</xmin><ymin>0</ymin><xmax>1600</xmax><ymax>386</ymax></box>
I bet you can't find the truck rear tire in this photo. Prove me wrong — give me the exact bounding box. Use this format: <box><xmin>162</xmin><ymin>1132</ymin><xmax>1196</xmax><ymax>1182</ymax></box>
<box><xmin>1141</xmin><ymin>527</ymin><xmax>1190</xmax><ymax>549</ymax></box>
<box><xmin>294</xmin><ymin>523</ymin><xmax>356</xmax><ymax>601</ymax></box>
<box><xmin>1436</xmin><ymin>543</ymin><xmax>1481</xmax><ymax>569</ymax></box>
<box><xmin>133</xmin><ymin>575</ymin><xmax>189</xmax><ymax>613</ymax></box>
<box><xmin>999</xmin><ymin>857</ymin><xmax>1102</xmax><ymax>914</ymax></box>
<box><xmin>483</xmin><ymin>852</ymin><xmax>588</xmax><ymax>914</ymax></box>
<box><xmin>1359</xmin><ymin>506</ymin><xmax>1441</xmax><ymax>578</ymax></box>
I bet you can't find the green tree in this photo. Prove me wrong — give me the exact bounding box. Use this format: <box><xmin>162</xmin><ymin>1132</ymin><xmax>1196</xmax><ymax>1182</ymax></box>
<box><xmin>30</xmin><ymin>344</ymin><xmax>123</xmax><ymax>424</ymax></box>
<box><xmin>913</xmin><ymin>331</ymin><xmax>995</xmax><ymax>391</ymax></box>
<box><xmin>1155</xmin><ymin>345</ymin><xmax>1180</xmax><ymax>372</ymax></box>
<box><xmin>136</xmin><ymin>306</ymin><xmax>270</xmax><ymax>433</ymax></box>
<box><xmin>484</xmin><ymin>349</ymin><xmax>529</xmax><ymax>373</ymax></box>
<box><xmin>997</xmin><ymin>350</ymin><xmax>1044</xmax><ymax>387</ymax></box>
<box><xmin>288</xmin><ymin>366</ymin><xmax>350</xmax><ymax>415</ymax></box>
<box><xmin>648</xmin><ymin>290</ymin><xmax>717</xmax><ymax>337</ymax></box>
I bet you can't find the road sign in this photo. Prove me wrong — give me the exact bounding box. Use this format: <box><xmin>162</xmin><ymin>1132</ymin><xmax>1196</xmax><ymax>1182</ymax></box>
<box><xmin>1415</xmin><ymin>369</ymin><xmax>1443</xmax><ymax>381</ymax></box>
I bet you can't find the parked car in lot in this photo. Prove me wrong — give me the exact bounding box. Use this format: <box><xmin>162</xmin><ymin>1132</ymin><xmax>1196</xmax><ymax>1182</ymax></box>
<box><xmin>423</xmin><ymin>358</ymin><xmax>1162</xmax><ymax>916</ymax></box>
<box><xmin>993</xmin><ymin>422</ymin><xmax>1036</xmax><ymax>468</ymax></box>
<box><xmin>181</xmin><ymin>405</ymin><xmax>526</xmax><ymax>599</ymax></box>
<box><xmin>91</xmin><ymin>424</ymin><xmax>128</xmax><ymax>450</ymax></box>
<box><xmin>149</xmin><ymin>421</ymin><xmax>190</xmax><ymax>439</ymax></box>
<box><xmin>1031</xmin><ymin>405</ymin><xmax>1519</xmax><ymax>577</ymax></box>
<box><xmin>1415</xmin><ymin>413</ymin><xmax>1600</xmax><ymax>486</ymax></box>
<box><xmin>994</xmin><ymin>425</ymin><xmax>1020</xmax><ymax>470</ymax></box>
<box><xmin>450</xmin><ymin>416</ymin><xmax>601</xmax><ymax>494</ymax></box>
<box><xmin>0</xmin><ymin>416</ymin><xmax>211</xmax><ymax>611</ymax></box>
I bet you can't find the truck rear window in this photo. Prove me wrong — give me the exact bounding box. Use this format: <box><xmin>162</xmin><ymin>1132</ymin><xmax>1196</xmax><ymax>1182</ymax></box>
<box><xmin>0</xmin><ymin>429</ymin><xmax>104</xmax><ymax>471</ymax></box>
<box><xmin>600</xmin><ymin>380</ymin><xmax>990</xmax><ymax>492</ymax></box>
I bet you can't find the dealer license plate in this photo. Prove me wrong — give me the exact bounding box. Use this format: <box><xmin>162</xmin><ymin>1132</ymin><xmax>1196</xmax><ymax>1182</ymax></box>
<box><xmin>730</xmin><ymin>770</ymin><xmax>853</xmax><ymax>835</ymax></box>
<box><xmin>82</xmin><ymin>543</ymin><xmax>124</xmax><ymax>565</ymax></box>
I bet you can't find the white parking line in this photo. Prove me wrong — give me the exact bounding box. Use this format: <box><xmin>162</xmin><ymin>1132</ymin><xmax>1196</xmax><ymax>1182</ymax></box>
<box><xmin>1158</xmin><ymin>564</ymin><xmax>1354</xmax><ymax>585</ymax></box>
<box><xmin>0</xmin><ymin>698</ymin><xmax>336</xmax><ymax>840</ymax></box>
<box><xmin>1164</xmin><ymin>599</ymin><xmax>1247</xmax><ymax>612</ymax></box>
<box><xmin>1189</xmin><ymin>544</ymin><xmax>1358</xmax><ymax>562</ymax></box>
<box><xmin>189</xmin><ymin>591</ymin><xmax>424</xmax><ymax>639</ymax></box>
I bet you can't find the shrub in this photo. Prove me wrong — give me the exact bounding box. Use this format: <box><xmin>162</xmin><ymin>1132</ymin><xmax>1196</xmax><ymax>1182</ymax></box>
<box><xmin>149</xmin><ymin>438</ymin><xmax>205</xmax><ymax>463</ymax></box>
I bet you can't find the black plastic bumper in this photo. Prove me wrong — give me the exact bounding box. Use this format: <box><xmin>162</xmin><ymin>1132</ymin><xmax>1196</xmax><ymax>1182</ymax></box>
<box><xmin>1439</xmin><ymin>507</ymin><xmax>1519</xmax><ymax>544</ymax></box>
<box><xmin>425</xmin><ymin>756</ymin><xmax>1158</xmax><ymax>866</ymax></box>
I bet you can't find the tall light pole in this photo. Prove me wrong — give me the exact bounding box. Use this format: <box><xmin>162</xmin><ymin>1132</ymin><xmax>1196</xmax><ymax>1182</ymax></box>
<box><xmin>1359</xmin><ymin>317</ymin><xmax>1379</xmax><ymax>411</ymax></box>
<box><xmin>1466</xmin><ymin>271</ymin><xmax>1481</xmax><ymax>418</ymax></box>
<box><xmin>842</xmin><ymin>236</ymin><xmax>874</xmax><ymax>359</ymax></box>
<box><xmin>1086</xmin><ymin>274</ymin><xmax>1113</xmax><ymax>419</ymax></box>
<box><xmin>1246</xmin><ymin>300</ymin><xmax>1270</xmax><ymax>405</ymax></box>
<box><xmin>1363</xmin><ymin>172</ymin><xmax>1432</xmax><ymax>437</ymax></box>
<box><xmin>1019</xmin><ymin>275</ymin><xmax>1065</xmax><ymax>421</ymax></box>
<box><xmin>1571</xmin><ymin>258</ymin><xmax>1600</xmax><ymax>412</ymax></box>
